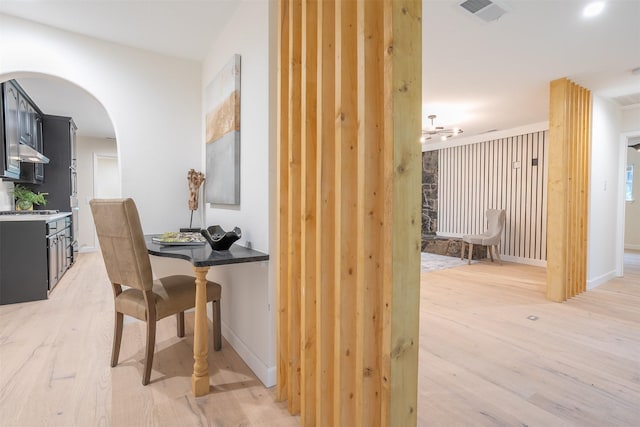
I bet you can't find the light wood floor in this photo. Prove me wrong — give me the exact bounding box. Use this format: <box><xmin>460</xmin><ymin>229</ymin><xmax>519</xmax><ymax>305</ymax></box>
<box><xmin>0</xmin><ymin>251</ymin><xmax>638</xmax><ymax>426</ymax></box>
<box><xmin>418</xmin><ymin>250</ymin><xmax>640</xmax><ymax>426</ymax></box>
<box><xmin>0</xmin><ymin>251</ymin><xmax>298</xmax><ymax>427</ymax></box>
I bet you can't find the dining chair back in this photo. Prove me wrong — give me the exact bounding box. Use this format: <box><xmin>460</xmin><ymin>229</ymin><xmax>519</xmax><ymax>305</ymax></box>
<box><xmin>90</xmin><ymin>198</ymin><xmax>222</xmax><ymax>385</ymax></box>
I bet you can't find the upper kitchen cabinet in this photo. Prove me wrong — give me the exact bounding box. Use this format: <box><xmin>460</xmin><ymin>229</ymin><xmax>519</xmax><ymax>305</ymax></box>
<box><xmin>17</xmin><ymin>84</ymin><xmax>45</xmax><ymax>184</ymax></box>
<box><xmin>1</xmin><ymin>81</ymin><xmax>21</xmax><ymax>180</ymax></box>
<box><xmin>18</xmin><ymin>94</ymin><xmax>33</xmax><ymax>147</ymax></box>
<box><xmin>19</xmin><ymin>112</ymin><xmax>45</xmax><ymax>184</ymax></box>
<box><xmin>1</xmin><ymin>80</ymin><xmax>46</xmax><ymax>183</ymax></box>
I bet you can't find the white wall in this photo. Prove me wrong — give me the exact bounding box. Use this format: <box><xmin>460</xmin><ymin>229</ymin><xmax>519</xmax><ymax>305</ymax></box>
<box><xmin>0</xmin><ymin>11</ymin><xmax>278</xmax><ymax>387</ymax></box>
<box><xmin>621</xmin><ymin>105</ymin><xmax>640</xmax><ymax>132</ymax></box>
<box><xmin>0</xmin><ymin>14</ymin><xmax>202</xmax><ymax>233</ymax></box>
<box><xmin>587</xmin><ymin>95</ymin><xmax>622</xmax><ymax>289</ymax></box>
<box><xmin>76</xmin><ymin>136</ymin><xmax>119</xmax><ymax>251</ymax></box>
<box><xmin>625</xmin><ymin>147</ymin><xmax>640</xmax><ymax>249</ymax></box>
<box><xmin>199</xmin><ymin>0</ymin><xmax>276</xmax><ymax>387</ymax></box>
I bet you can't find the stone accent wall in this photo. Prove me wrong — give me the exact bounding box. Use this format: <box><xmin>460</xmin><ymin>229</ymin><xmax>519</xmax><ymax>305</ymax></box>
<box><xmin>422</xmin><ymin>150</ymin><xmax>438</xmax><ymax>240</ymax></box>
<box><xmin>421</xmin><ymin>150</ymin><xmax>487</xmax><ymax>260</ymax></box>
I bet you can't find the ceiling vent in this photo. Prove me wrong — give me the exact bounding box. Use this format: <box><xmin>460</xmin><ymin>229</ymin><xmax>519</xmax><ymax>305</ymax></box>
<box><xmin>459</xmin><ymin>0</ymin><xmax>507</xmax><ymax>22</ymax></box>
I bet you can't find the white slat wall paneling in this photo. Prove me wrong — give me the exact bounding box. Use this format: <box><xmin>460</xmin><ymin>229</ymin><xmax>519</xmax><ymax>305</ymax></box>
<box><xmin>505</xmin><ymin>137</ymin><xmax>513</xmax><ymax>255</ymax></box>
<box><xmin>436</xmin><ymin>131</ymin><xmax>549</xmax><ymax>262</ymax></box>
<box><xmin>527</xmin><ymin>134</ymin><xmax>535</xmax><ymax>258</ymax></box>
<box><xmin>541</xmin><ymin>130</ymin><xmax>548</xmax><ymax>261</ymax></box>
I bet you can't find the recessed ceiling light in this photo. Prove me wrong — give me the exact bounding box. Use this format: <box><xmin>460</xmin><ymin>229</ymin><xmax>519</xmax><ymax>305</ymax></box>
<box><xmin>583</xmin><ymin>1</ymin><xmax>605</xmax><ymax>18</ymax></box>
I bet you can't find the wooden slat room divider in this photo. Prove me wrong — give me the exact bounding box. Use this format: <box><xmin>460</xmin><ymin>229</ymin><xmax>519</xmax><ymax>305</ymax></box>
<box><xmin>547</xmin><ymin>78</ymin><xmax>592</xmax><ymax>302</ymax></box>
<box><xmin>277</xmin><ymin>1</ymin><xmax>422</xmax><ymax>425</ymax></box>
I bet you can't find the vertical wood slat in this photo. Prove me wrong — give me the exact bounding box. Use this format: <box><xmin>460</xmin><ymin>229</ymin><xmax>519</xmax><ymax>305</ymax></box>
<box><xmin>335</xmin><ymin>0</ymin><xmax>359</xmax><ymax>424</ymax></box>
<box><xmin>383</xmin><ymin>1</ymin><xmax>421</xmax><ymax>424</ymax></box>
<box><xmin>315</xmin><ymin>0</ymin><xmax>335</xmax><ymax>424</ymax></box>
<box><xmin>358</xmin><ymin>1</ymin><xmax>384</xmax><ymax>425</ymax></box>
<box><xmin>547</xmin><ymin>77</ymin><xmax>591</xmax><ymax>302</ymax></box>
<box><xmin>300</xmin><ymin>0</ymin><xmax>318</xmax><ymax>424</ymax></box>
<box><xmin>277</xmin><ymin>1</ymin><xmax>421</xmax><ymax>426</ymax></box>
<box><xmin>276</xmin><ymin>0</ymin><xmax>290</xmax><ymax>403</ymax></box>
<box><xmin>287</xmin><ymin>0</ymin><xmax>303</xmax><ymax>414</ymax></box>
<box><xmin>575</xmin><ymin>84</ymin><xmax>583</xmax><ymax>296</ymax></box>
<box><xmin>581</xmin><ymin>88</ymin><xmax>591</xmax><ymax>293</ymax></box>
<box><xmin>567</xmin><ymin>82</ymin><xmax>576</xmax><ymax>300</ymax></box>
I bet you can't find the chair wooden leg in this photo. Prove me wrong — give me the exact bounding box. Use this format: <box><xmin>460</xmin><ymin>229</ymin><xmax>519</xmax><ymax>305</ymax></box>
<box><xmin>468</xmin><ymin>243</ymin><xmax>473</xmax><ymax>264</ymax></box>
<box><xmin>142</xmin><ymin>318</ymin><xmax>156</xmax><ymax>386</ymax></box>
<box><xmin>111</xmin><ymin>312</ymin><xmax>124</xmax><ymax>367</ymax></box>
<box><xmin>461</xmin><ymin>242</ymin><xmax>465</xmax><ymax>260</ymax></box>
<box><xmin>488</xmin><ymin>245</ymin><xmax>494</xmax><ymax>262</ymax></box>
<box><xmin>177</xmin><ymin>312</ymin><xmax>185</xmax><ymax>337</ymax></box>
<box><xmin>494</xmin><ymin>245</ymin><xmax>502</xmax><ymax>265</ymax></box>
<box><xmin>212</xmin><ymin>300</ymin><xmax>222</xmax><ymax>351</ymax></box>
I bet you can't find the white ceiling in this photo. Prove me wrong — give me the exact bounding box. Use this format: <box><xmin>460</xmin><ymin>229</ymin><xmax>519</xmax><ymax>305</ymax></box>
<box><xmin>2</xmin><ymin>0</ymin><xmax>640</xmax><ymax>142</ymax></box>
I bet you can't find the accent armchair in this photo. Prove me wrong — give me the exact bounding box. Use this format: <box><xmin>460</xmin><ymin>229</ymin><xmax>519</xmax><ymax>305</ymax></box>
<box><xmin>90</xmin><ymin>198</ymin><xmax>222</xmax><ymax>385</ymax></box>
<box><xmin>461</xmin><ymin>209</ymin><xmax>506</xmax><ymax>265</ymax></box>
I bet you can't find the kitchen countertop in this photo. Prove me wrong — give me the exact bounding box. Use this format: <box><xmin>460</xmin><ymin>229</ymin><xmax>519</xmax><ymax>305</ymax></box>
<box><xmin>0</xmin><ymin>212</ymin><xmax>71</xmax><ymax>222</ymax></box>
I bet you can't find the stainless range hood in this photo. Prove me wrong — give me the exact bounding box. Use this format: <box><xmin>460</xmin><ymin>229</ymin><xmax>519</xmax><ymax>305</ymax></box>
<box><xmin>18</xmin><ymin>142</ymin><xmax>50</xmax><ymax>164</ymax></box>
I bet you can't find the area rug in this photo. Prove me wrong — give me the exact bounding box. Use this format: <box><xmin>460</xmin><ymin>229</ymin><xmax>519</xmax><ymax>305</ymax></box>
<box><xmin>421</xmin><ymin>252</ymin><xmax>476</xmax><ymax>272</ymax></box>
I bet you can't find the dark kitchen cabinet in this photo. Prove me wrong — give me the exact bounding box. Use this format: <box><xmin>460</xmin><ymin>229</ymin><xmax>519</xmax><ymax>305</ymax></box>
<box><xmin>17</xmin><ymin>85</ymin><xmax>45</xmax><ymax>184</ymax></box>
<box><xmin>38</xmin><ymin>115</ymin><xmax>78</xmax><ymax>252</ymax></box>
<box><xmin>1</xmin><ymin>80</ymin><xmax>45</xmax><ymax>183</ymax></box>
<box><xmin>18</xmin><ymin>94</ymin><xmax>33</xmax><ymax>146</ymax></box>
<box><xmin>0</xmin><ymin>220</ymin><xmax>48</xmax><ymax>304</ymax></box>
<box><xmin>46</xmin><ymin>215</ymin><xmax>73</xmax><ymax>291</ymax></box>
<box><xmin>19</xmin><ymin>113</ymin><xmax>44</xmax><ymax>184</ymax></box>
<box><xmin>0</xmin><ymin>215</ymin><xmax>73</xmax><ymax>305</ymax></box>
<box><xmin>1</xmin><ymin>81</ymin><xmax>21</xmax><ymax>180</ymax></box>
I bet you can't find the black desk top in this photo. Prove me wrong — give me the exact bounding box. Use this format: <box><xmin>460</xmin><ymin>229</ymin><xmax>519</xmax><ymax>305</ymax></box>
<box><xmin>145</xmin><ymin>235</ymin><xmax>269</xmax><ymax>267</ymax></box>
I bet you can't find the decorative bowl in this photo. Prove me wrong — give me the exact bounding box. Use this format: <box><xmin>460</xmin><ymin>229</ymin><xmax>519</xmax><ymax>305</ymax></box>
<box><xmin>200</xmin><ymin>225</ymin><xmax>242</xmax><ymax>250</ymax></box>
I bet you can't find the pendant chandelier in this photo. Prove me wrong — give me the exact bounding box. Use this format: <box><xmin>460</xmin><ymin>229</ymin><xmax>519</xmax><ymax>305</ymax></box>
<box><xmin>420</xmin><ymin>114</ymin><xmax>463</xmax><ymax>142</ymax></box>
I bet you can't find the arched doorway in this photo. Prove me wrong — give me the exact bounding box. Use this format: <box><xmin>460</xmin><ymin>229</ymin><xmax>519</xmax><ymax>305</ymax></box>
<box><xmin>0</xmin><ymin>72</ymin><xmax>120</xmax><ymax>251</ymax></box>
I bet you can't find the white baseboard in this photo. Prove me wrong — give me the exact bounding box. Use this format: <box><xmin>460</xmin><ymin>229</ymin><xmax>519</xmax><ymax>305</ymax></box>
<box><xmin>624</xmin><ymin>244</ymin><xmax>640</xmax><ymax>250</ymax></box>
<box><xmin>587</xmin><ymin>270</ymin><xmax>616</xmax><ymax>290</ymax></box>
<box><xmin>221</xmin><ymin>322</ymin><xmax>276</xmax><ymax>388</ymax></box>
<box><xmin>498</xmin><ymin>255</ymin><xmax>547</xmax><ymax>267</ymax></box>
<box><xmin>78</xmin><ymin>246</ymin><xmax>98</xmax><ymax>253</ymax></box>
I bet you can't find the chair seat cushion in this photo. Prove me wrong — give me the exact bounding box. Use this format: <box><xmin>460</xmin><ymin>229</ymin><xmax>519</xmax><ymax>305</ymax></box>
<box><xmin>462</xmin><ymin>234</ymin><xmax>485</xmax><ymax>245</ymax></box>
<box><xmin>115</xmin><ymin>275</ymin><xmax>222</xmax><ymax>321</ymax></box>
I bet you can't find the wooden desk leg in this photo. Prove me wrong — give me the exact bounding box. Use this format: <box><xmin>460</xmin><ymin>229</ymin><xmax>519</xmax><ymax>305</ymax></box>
<box><xmin>192</xmin><ymin>266</ymin><xmax>210</xmax><ymax>396</ymax></box>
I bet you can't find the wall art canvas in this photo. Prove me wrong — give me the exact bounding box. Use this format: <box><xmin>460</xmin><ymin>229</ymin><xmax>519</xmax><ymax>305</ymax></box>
<box><xmin>205</xmin><ymin>54</ymin><xmax>241</xmax><ymax>205</ymax></box>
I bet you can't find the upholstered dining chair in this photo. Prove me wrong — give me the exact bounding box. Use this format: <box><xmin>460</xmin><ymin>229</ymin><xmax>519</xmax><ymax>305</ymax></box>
<box><xmin>460</xmin><ymin>209</ymin><xmax>506</xmax><ymax>265</ymax></box>
<box><xmin>90</xmin><ymin>198</ymin><xmax>222</xmax><ymax>385</ymax></box>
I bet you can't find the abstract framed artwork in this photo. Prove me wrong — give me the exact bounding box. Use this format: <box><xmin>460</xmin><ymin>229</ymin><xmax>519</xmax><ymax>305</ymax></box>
<box><xmin>205</xmin><ymin>54</ymin><xmax>241</xmax><ymax>205</ymax></box>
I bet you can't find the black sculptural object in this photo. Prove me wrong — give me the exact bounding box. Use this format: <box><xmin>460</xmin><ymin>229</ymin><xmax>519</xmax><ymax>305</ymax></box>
<box><xmin>200</xmin><ymin>225</ymin><xmax>242</xmax><ymax>250</ymax></box>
